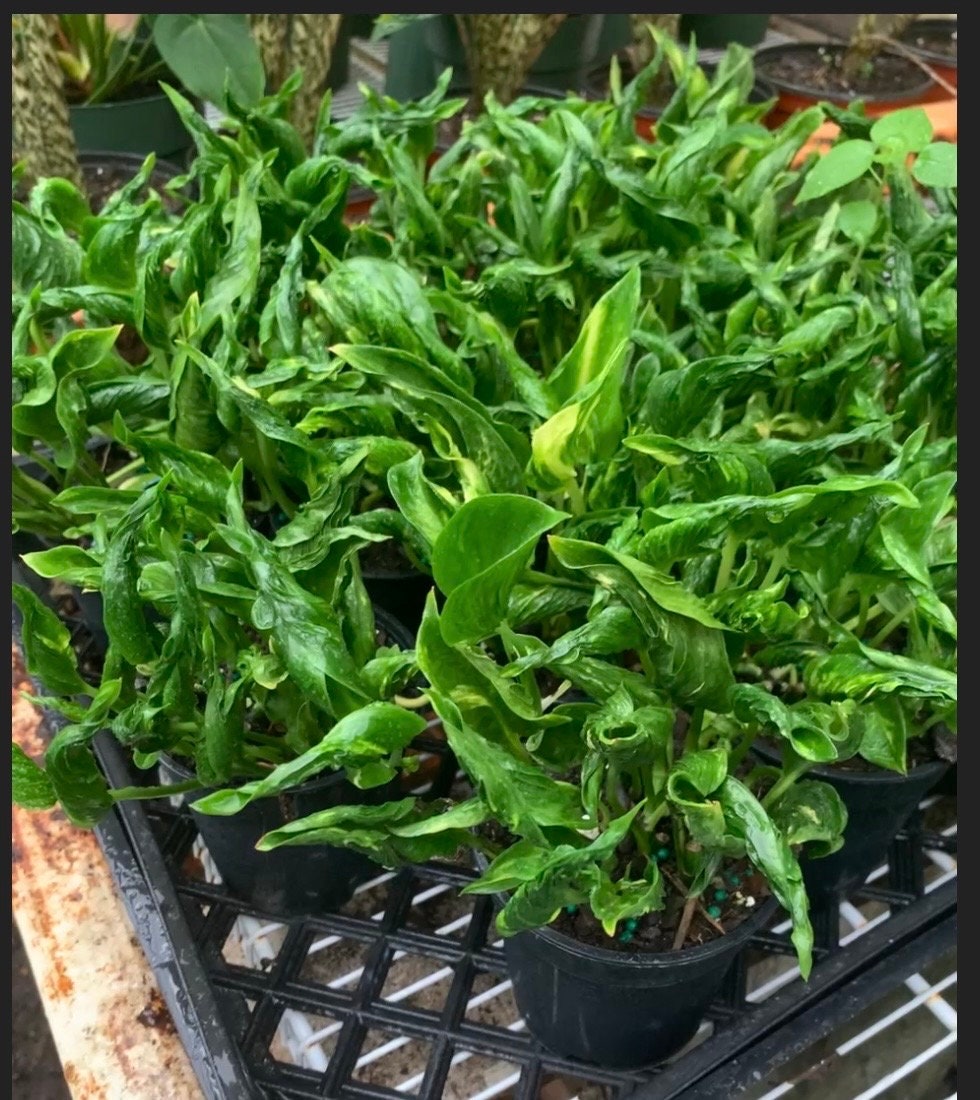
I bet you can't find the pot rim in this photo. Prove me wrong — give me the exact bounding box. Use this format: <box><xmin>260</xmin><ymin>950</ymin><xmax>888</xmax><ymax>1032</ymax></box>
<box><xmin>752</xmin><ymin>737</ymin><xmax>951</xmax><ymax>784</ymax></box>
<box><xmin>68</xmin><ymin>88</ymin><xmax>185</xmax><ymax>110</ymax></box>
<box><xmin>898</xmin><ymin>18</ymin><xmax>958</xmax><ymax>69</ymax></box>
<box><xmin>78</xmin><ymin>149</ymin><xmax>186</xmax><ymax>179</ymax></box>
<box><xmin>753</xmin><ymin>42</ymin><xmax>937</xmax><ymax>103</ymax></box>
<box><xmin>474</xmin><ymin>849</ymin><xmax>779</xmax><ymax>968</ymax></box>
<box><xmin>159</xmin><ymin>749</ymin><xmax>351</xmax><ymax>797</ymax></box>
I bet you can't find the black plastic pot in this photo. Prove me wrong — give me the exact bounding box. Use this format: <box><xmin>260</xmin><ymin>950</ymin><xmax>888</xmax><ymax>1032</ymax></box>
<box><xmin>159</xmin><ymin>751</ymin><xmax>396</xmax><ymax>916</ymax></box>
<box><xmin>475</xmin><ymin>853</ymin><xmax>778</xmax><ymax>1067</ymax></box>
<box><xmin>361</xmin><ymin>551</ymin><xmax>434</xmax><ymax>638</ymax></box>
<box><xmin>157</xmin><ymin>606</ymin><xmax>416</xmax><ymax>917</ymax></box>
<box><xmin>752</xmin><ymin>740</ymin><xmax>950</xmax><ymax>907</ymax></box>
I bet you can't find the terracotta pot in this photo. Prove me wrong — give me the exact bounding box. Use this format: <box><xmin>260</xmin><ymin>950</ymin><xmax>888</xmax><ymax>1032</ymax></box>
<box><xmin>343</xmin><ymin>185</ymin><xmax>376</xmax><ymax>225</ymax></box>
<box><xmin>754</xmin><ymin>42</ymin><xmax>937</xmax><ymax>128</ymax></box>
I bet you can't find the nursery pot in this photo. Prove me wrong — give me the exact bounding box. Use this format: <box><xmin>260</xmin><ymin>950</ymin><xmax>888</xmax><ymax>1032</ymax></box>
<box><xmin>422</xmin><ymin>14</ymin><xmax>607</xmax><ymax>97</ymax></box>
<box><xmin>159</xmin><ymin>752</ymin><xmax>394</xmax><ymax>916</ymax></box>
<box><xmin>158</xmin><ymin>609</ymin><xmax>415</xmax><ymax>916</ymax></box>
<box><xmin>679</xmin><ymin>14</ymin><xmax>771</xmax><ymax>50</ymax></box>
<box><xmin>69</xmin><ymin>89</ymin><xmax>196</xmax><ymax>162</ymax></box>
<box><xmin>344</xmin><ymin>185</ymin><xmax>377</xmax><ymax>225</ymax></box>
<box><xmin>898</xmin><ymin>17</ymin><xmax>957</xmax><ymax>96</ymax></box>
<box><xmin>475</xmin><ymin>855</ymin><xmax>777</xmax><ymax>1067</ymax></box>
<box><xmin>79</xmin><ymin>150</ymin><xmax>190</xmax><ymax>214</ymax></box>
<box><xmin>361</xmin><ymin>566</ymin><xmax>433</xmax><ymax>638</ymax></box>
<box><xmin>754</xmin><ymin>43</ymin><xmax>938</xmax><ymax>128</ymax></box>
<box><xmin>752</xmin><ymin>741</ymin><xmax>950</xmax><ymax>907</ymax></box>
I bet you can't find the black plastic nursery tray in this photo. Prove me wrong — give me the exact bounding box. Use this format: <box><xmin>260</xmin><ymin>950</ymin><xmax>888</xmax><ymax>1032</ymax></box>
<box><xmin>13</xmin><ymin>593</ymin><xmax>957</xmax><ymax>1100</ymax></box>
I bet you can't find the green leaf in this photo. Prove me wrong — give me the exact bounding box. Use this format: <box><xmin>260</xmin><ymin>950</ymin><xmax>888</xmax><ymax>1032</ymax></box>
<box><xmin>912</xmin><ymin>142</ymin><xmax>957</xmax><ymax>189</ymax></box>
<box><xmin>838</xmin><ymin>199</ymin><xmax>879</xmax><ymax>244</ymax></box>
<box><xmin>795</xmin><ymin>140</ymin><xmax>876</xmax><ymax>204</ymax></box>
<box><xmin>805</xmin><ymin>642</ymin><xmax>956</xmax><ymax>705</ymax></box>
<box><xmin>432</xmin><ymin>495</ymin><xmax>568</xmax><ymax>645</ymax></box>
<box><xmin>102</xmin><ymin>479</ymin><xmax>166</xmax><ymax>666</ymax></box>
<box><xmin>857</xmin><ymin>698</ymin><xmax>908</xmax><ymax>774</ymax></box>
<box><xmin>153</xmin><ymin>14</ymin><xmax>264</xmax><ymax>109</ymax></box>
<box><xmin>870</xmin><ymin>108</ymin><xmax>933</xmax><ymax>155</ymax></box>
<box><xmin>43</xmin><ymin>721</ymin><xmax>115</xmax><ymax>827</ymax></box>
<box><xmin>490</xmin><ymin>807</ymin><xmax>643</xmax><ymax>936</ymax></box>
<box><xmin>12</xmin><ymin>744</ymin><xmax>57</xmax><ymax>810</ymax></box>
<box><xmin>719</xmin><ymin>776</ymin><xmax>813</xmax><ymax>978</ymax></box>
<box><xmin>427</xmin><ymin>686</ymin><xmax>587</xmax><ymax>844</ymax></box>
<box><xmin>12</xmin><ymin>585</ymin><xmax>89</xmax><ymax>697</ymax></box>
<box><xmin>731</xmin><ymin>686</ymin><xmax>853</xmax><ymax>764</ymax></box>
<box><xmin>20</xmin><ymin>546</ymin><xmax>103</xmax><ymax>591</ymax></box>
<box><xmin>387</xmin><ymin>452</ymin><xmax>457</xmax><ymax>551</ymax></box>
<box><xmin>257</xmin><ymin>797</ymin><xmax>485</xmax><ymax>866</ymax></box>
<box><xmin>547</xmin><ymin>268</ymin><xmax>641</xmax><ymax>405</ymax></box>
<box><xmin>192</xmin><ymin>702</ymin><xmax>426</xmax><ymax>815</ymax></box>
<box><xmin>768</xmin><ymin>779</ymin><xmax>848</xmax><ymax>858</ymax></box>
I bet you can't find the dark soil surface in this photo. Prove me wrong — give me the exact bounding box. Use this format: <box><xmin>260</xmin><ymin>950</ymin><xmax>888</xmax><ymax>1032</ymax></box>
<box><xmin>899</xmin><ymin>21</ymin><xmax>957</xmax><ymax>63</ymax></box>
<box><xmin>553</xmin><ymin>854</ymin><xmax>771</xmax><ymax>954</ymax></box>
<box><xmin>361</xmin><ymin>537</ymin><xmax>417</xmax><ymax>577</ymax></box>
<box><xmin>757</xmin><ymin>44</ymin><xmax>929</xmax><ymax>99</ymax></box>
<box><xmin>80</xmin><ymin>159</ymin><xmax>185</xmax><ymax>215</ymax></box>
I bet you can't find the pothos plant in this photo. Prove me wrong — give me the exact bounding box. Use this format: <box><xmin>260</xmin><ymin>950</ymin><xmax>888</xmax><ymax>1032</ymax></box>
<box><xmin>12</xmin><ymin>460</ymin><xmax>431</xmax><ymax>828</ymax></box>
<box><xmin>254</xmin><ymin>492</ymin><xmax>858</xmax><ymax>978</ymax></box>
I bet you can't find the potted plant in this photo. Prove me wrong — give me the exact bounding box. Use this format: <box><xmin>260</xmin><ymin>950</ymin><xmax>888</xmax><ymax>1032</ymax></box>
<box><xmin>49</xmin><ymin>13</ymin><xmax>264</xmax><ymax>162</ymax></box>
<box><xmin>375</xmin><ymin>13</ymin><xmax>576</xmax><ymax>110</ymax></box>
<box><xmin>584</xmin><ymin>32</ymin><xmax>776</xmax><ymax>141</ymax></box>
<box><xmin>12</xmin><ymin>13</ymin><xmax>83</xmax><ymax>188</ymax></box>
<box><xmin>12</xmin><ymin>460</ymin><xmax>439</xmax><ymax>915</ymax></box>
<box><xmin>255</xmin><ymin>491</ymin><xmax>846</xmax><ymax>1067</ymax></box>
<box><xmin>755</xmin><ymin>14</ymin><xmax>939</xmax><ymax>128</ymax></box>
<box><xmin>897</xmin><ymin>16</ymin><xmax>957</xmax><ymax>96</ymax></box>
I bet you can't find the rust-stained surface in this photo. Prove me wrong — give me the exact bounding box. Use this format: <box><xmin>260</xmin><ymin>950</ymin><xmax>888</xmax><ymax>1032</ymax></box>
<box><xmin>11</xmin><ymin>644</ymin><xmax>204</xmax><ymax>1100</ymax></box>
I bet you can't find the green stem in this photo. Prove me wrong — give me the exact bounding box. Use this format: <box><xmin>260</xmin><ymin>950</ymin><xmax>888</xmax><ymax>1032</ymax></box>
<box><xmin>714</xmin><ymin>533</ymin><xmax>738</xmax><ymax>594</ymax></box>
<box><xmin>685</xmin><ymin>707</ymin><xmax>705</xmax><ymax>755</ymax></box>
<box><xmin>869</xmin><ymin>606</ymin><xmax>911</xmax><ymax>649</ymax></box>
<box><xmin>564</xmin><ymin>478</ymin><xmax>587</xmax><ymax>516</ymax></box>
<box><xmin>761</xmin><ymin>758</ymin><xmax>811</xmax><ymax>810</ymax></box>
<box><xmin>110</xmin><ymin>779</ymin><xmax>202</xmax><ymax>802</ymax></box>
<box><xmin>105</xmin><ymin>457</ymin><xmax>147</xmax><ymax>487</ymax></box>
<box><xmin>843</xmin><ymin>600</ymin><xmax>887</xmax><ymax>633</ymax></box>
<box><xmin>759</xmin><ymin>548</ymin><xmax>787</xmax><ymax>591</ymax></box>
<box><xmin>729</xmin><ymin>726</ymin><xmax>759</xmax><ymax>770</ymax></box>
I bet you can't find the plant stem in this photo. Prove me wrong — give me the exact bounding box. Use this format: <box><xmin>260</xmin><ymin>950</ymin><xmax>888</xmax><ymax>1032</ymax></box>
<box><xmin>761</xmin><ymin>759</ymin><xmax>811</xmax><ymax>810</ymax></box>
<box><xmin>759</xmin><ymin>548</ymin><xmax>787</xmax><ymax>591</ymax></box>
<box><xmin>564</xmin><ymin>478</ymin><xmax>587</xmax><ymax>516</ymax></box>
<box><xmin>110</xmin><ymin>779</ymin><xmax>202</xmax><ymax>802</ymax></box>
<box><xmin>869</xmin><ymin>605</ymin><xmax>911</xmax><ymax>649</ymax></box>
<box><xmin>714</xmin><ymin>533</ymin><xmax>738</xmax><ymax>594</ymax></box>
<box><xmin>685</xmin><ymin>707</ymin><xmax>704</xmax><ymax>755</ymax></box>
<box><xmin>105</xmin><ymin>457</ymin><xmax>146</xmax><ymax>487</ymax></box>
